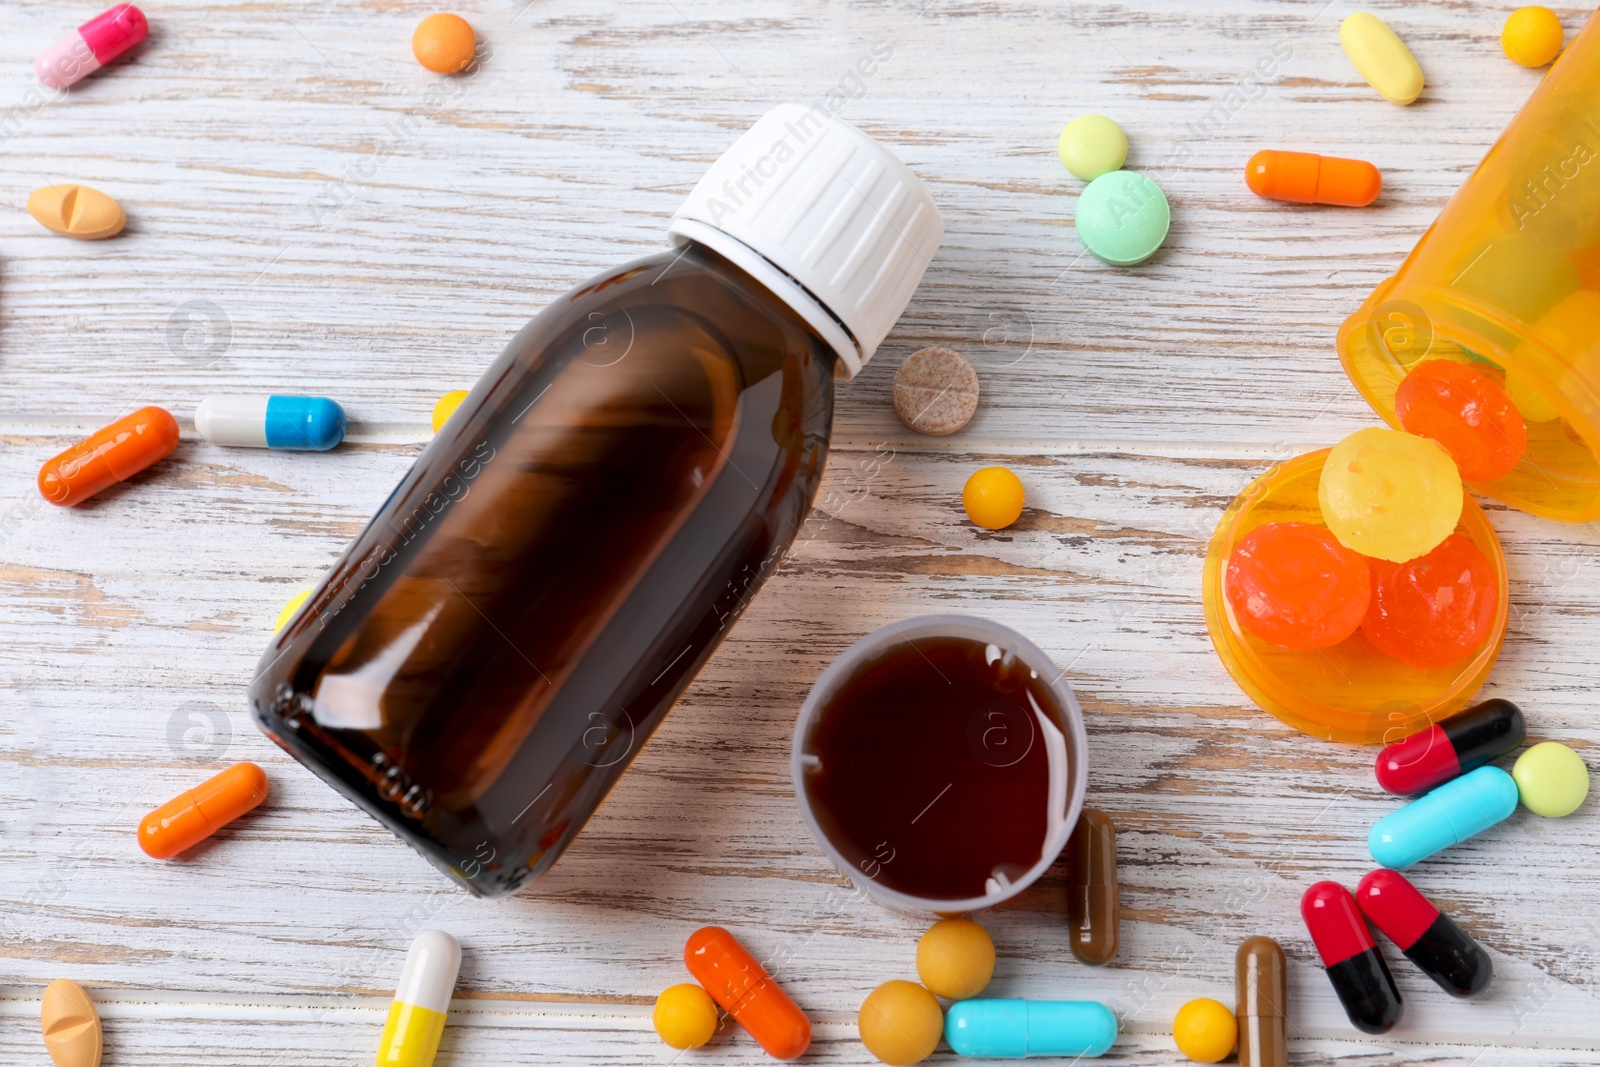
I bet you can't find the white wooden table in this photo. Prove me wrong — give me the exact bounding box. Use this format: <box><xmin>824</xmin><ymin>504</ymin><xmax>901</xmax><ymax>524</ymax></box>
<box><xmin>3</xmin><ymin>0</ymin><xmax>1599</xmax><ymax>1062</ymax></box>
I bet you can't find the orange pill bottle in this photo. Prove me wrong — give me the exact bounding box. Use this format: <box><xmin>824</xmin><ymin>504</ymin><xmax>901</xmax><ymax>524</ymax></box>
<box><xmin>1338</xmin><ymin>9</ymin><xmax>1600</xmax><ymax>521</ymax></box>
<box><xmin>1204</xmin><ymin>11</ymin><xmax>1600</xmax><ymax>740</ymax></box>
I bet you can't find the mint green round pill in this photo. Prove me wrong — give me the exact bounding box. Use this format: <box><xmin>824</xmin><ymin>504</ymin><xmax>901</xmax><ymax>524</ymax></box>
<box><xmin>1058</xmin><ymin>115</ymin><xmax>1127</xmax><ymax>181</ymax></box>
<box><xmin>1076</xmin><ymin>170</ymin><xmax>1170</xmax><ymax>266</ymax></box>
<box><xmin>1513</xmin><ymin>741</ymin><xmax>1589</xmax><ymax>817</ymax></box>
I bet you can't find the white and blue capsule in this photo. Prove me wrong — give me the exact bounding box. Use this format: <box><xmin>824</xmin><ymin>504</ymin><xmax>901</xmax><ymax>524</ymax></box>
<box><xmin>195</xmin><ymin>395</ymin><xmax>347</xmax><ymax>451</ymax></box>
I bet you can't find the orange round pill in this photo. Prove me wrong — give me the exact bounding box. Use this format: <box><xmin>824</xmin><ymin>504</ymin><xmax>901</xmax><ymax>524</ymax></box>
<box><xmin>38</xmin><ymin>406</ymin><xmax>180</xmax><ymax>507</ymax></box>
<box><xmin>412</xmin><ymin>13</ymin><xmax>477</xmax><ymax>74</ymax></box>
<box><xmin>138</xmin><ymin>762</ymin><xmax>269</xmax><ymax>859</ymax></box>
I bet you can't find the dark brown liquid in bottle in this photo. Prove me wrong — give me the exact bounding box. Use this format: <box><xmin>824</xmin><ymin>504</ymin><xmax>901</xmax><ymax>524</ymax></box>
<box><xmin>800</xmin><ymin>635</ymin><xmax>1067</xmax><ymax>901</ymax></box>
<box><xmin>251</xmin><ymin>241</ymin><xmax>836</xmax><ymax>896</ymax></box>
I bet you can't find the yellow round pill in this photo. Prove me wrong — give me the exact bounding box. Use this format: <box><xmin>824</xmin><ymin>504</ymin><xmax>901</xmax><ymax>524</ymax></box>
<box><xmin>916</xmin><ymin>918</ymin><xmax>995</xmax><ymax>1000</ymax></box>
<box><xmin>963</xmin><ymin>467</ymin><xmax>1025</xmax><ymax>530</ymax></box>
<box><xmin>1058</xmin><ymin>115</ymin><xmax>1128</xmax><ymax>181</ymax></box>
<box><xmin>1513</xmin><ymin>741</ymin><xmax>1589</xmax><ymax>817</ymax></box>
<box><xmin>1503</xmin><ymin>7</ymin><xmax>1564</xmax><ymax>68</ymax></box>
<box><xmin>432</xmin><ymin>389</ymin><xmax>470</xmax><ymax>433</ymax></box>
<box><xmin>413</xmin><ymin>13</ymin><xmax>477</xmax><ymax>74</ymax></box>
<box><xmin>652</xmin><ymin>983</ymin><xmax>719</xmax><ymax>1050</ymax></box>
<box><xmin>274</xmin><ymin>589</ymin><xmax>311</xmax><ymax>633</ymax></box>
<box><xmin>1173</xmin><ymin>997</ymin><xmax>1237</xmax><ymax>1063</ymax></box>
<box><xmin>1317</xmin><ymin>427</ymin><xmax>1462</xmax><ymax>563</ymax></box>
<box><xmin>859</xmin><ymin>980</ymin><xmax>942</xmax><ymax>1066</ymax></box>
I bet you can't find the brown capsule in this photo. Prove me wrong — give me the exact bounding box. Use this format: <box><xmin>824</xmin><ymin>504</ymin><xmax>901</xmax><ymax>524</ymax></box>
<box><xmin>1236</xmin><ymin>936</ymin><xmax>1288</xmax><ymax>1067</ymax></box>
<box><xmin>1064</xmin><ymin>807</ymin><xmax>1118</xmax><ymax>965</ymax></box>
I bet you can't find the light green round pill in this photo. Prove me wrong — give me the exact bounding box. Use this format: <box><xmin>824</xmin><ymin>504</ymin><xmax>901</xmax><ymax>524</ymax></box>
<box><xmin>1513</xmin><ymin>741</ymin><xmax>1590</xmax><ymax>817</ymax></box>
<box><xmin>1076</xmin><ymin>170</ymin><xmax>1170</xmax><ymax>266</ymax></box>
<box><xmin>1058</xmin><ymin>115</ymin><xmax>1128</xmax><ymax>181</ymax></box>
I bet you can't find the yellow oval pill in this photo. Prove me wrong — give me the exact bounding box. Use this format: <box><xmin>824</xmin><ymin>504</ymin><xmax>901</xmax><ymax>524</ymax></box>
<box><xmin>27</xmin><ymin>184</ymin><xmax>126</xmax><ymax>240</ymax></box>
<box><xmin>40</xmin><ymin>979</ymin><xmax>102</xmax><ymax>1067</ymax></box>
<box><xmin>1340</xmin><ymin>12</ymin><xmax>1424</xmax><ymax>105</ymax></box>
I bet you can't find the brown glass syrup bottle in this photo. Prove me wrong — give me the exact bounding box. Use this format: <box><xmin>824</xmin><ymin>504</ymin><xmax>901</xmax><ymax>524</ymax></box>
<box><xmin>251</xmin><ymin>105</ymin><xmax>942</xmax><ymax>895</ymax></box>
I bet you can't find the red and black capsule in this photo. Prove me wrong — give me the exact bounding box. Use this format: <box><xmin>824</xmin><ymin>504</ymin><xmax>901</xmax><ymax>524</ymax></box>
<box><xmin>1301</xmin><ymin>881</ymin><xmax>1403</xmax><ymax>1034</ymax></box>
<box><xmin>1375</xmin><ymin>698</ymin><xmax>1525</xmax><ymax>796</ymax></box>
<box><xmin>1357</xmin><ymin>869</ymin><xmax>1492</xmax><ymax>998</ymax></box>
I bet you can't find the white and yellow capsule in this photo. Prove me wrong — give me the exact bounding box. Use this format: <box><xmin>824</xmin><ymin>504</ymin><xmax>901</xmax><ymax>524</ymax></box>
<box><xmin>377</xmin><ymin>930</ymin><xmax>461</xmax><ymax>1067</ymax></box>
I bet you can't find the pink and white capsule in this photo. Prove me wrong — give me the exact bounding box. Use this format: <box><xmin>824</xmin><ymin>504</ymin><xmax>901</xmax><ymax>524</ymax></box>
<box><xmin>37</xmin><ymin>5</ymin><xmax>148</xmax><ymax>90</ymax></box>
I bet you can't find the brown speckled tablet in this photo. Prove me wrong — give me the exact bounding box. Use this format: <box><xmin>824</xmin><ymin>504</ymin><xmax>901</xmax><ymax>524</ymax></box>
<box><xmin>892</xmin><ymin>347</ymin><xmax>979</xmax><ymax>435</ymax></box>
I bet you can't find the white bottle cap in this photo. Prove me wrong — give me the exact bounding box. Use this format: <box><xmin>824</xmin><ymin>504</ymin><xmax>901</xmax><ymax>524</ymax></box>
<box><xmin>669</xmin><ymin>104</ymin><xmax>944</xmax><ymax>378</ymax></box>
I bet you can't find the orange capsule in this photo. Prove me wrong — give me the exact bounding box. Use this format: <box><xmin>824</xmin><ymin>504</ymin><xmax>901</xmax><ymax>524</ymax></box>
<box><xmin>1245</xmin><ymin>150</ymin><xmax>1382</xmax><ymax>207</ymax></box>
<box><xmin>684</xmin><ymin>926</ymin><xmax>811</xmax><ymax>1060</ymax></box>
<box><xmin>138</xmin><ymin>762</ymin><xmax>269</xmax><ymax>859</ymax></box>
<box><xmin>38</xmin><ymin>405</ymin><xmax>180</xmax><ymax>506</ymax></box>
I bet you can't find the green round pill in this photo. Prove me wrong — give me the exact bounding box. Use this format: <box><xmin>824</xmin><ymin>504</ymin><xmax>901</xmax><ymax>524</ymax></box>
<box><xmin>1058</xmin><ymin>115</ymin><xmax>1128</xmax><ymax>181</ymax></box>
<box><xmin>1076</xmin><ymin>170</ymin><xmax>1170</xmax><ymax>266</ymax></box>
<box><xmin>1513</xmin><ymin>741</ymin><xmax>1589</xmax><ymax>817</ymax></box>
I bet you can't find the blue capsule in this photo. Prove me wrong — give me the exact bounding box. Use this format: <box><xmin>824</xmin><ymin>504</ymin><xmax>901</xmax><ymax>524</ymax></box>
<box><xmin>195</xmin><ymin>395</ymin><xmax>347</xmax><ymax>451</ymax></box>
<box><xmin>1369</xmin><ymin>765</ymin><xmax>1518</xmax><ymax>870</ymax></box>
<box><xmin>944</xmin><ymin>999</ymin><xmax>1117</xmax><ymax>1058</ymax></box>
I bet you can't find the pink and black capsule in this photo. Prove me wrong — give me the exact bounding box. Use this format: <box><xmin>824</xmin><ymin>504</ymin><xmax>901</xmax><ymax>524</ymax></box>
<box><xmin>1375</xmin><ymin>698</ymin><xmax>1525</xmax><ymax>797</ymax></box>
<box><xmin>1357</xmin><ymin>869</ymin><xmax>1492</xmax><ymax>998</ymax></box>
<box><xmin>1301</xmin><ymin>881</ymin><xmax>1403</xmax><ymax>1034</ymax></box>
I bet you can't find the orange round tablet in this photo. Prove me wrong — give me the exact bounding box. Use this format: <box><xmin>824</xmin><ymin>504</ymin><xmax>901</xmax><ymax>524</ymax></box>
<box><xmin>412</xmin><ymin>13</ymin><xmax>477</xmax><ymax>74</ymax></box>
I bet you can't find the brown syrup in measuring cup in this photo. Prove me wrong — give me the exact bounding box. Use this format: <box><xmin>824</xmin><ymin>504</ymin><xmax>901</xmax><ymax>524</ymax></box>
<box><xmin>800</xmin><ymin>635</ymin><xmax>1068</xmax><ymax>901</ymax></box>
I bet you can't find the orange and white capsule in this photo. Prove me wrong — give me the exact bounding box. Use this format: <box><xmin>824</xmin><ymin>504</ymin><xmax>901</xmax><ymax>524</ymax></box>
<box><xmin>1245</xmin><ymin>150</ymin><xmax>1382</xmax><ymax>207</ymax></box>
<box><xmin>38</xmin><ymin>406</ymin><xmax>179</xmax><ymax>507</ymax></box>
<box><xmin>138</xmin><ymin>762</ymin><xmax>269</xmax><ymax>859</ymax></box>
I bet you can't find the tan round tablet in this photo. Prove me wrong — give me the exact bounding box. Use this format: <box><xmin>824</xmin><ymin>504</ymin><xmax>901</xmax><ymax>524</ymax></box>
<box><xmin>892</xmin><ymin>346</ymin><xmax>979</xmax><ymax>435</ymax></box>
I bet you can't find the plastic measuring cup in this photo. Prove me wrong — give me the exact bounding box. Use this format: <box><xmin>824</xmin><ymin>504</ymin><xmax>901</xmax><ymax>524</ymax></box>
<box><xmin>791</xmin><ymin>615</ymin><xmax>1088</xmax><ymax>915</ymax></box>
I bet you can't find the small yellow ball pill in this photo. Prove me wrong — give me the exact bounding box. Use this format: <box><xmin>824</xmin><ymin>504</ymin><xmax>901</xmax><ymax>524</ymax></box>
<box><xmin>432</xmin><ymin>389</ymin><xmax>470</xmax><ymax>433</ymax></box>
<box><xmin>413</xmin><ymin>13</ymin><xmax>477</xmax><ymax>74</ymax></box>
<box><xmin>1502</xmin><ymin>7</ymin><xmax>1564</xmax><ymax>68</ymax></box>
<box><xmin>858</xmin><ymin>980</ymin><xmax>942</xmax><ymax>1066</ymax></box>
<box><xmin>915</xmin><ymin>918</ymin><xmax>995</xmax><ymax>1000</ymax></box>
<box><xmin>1058</xmin><ymin>115</ymin><xmax>1128</xmax><ymax>181</ymax></box>
<box><xmin>963</xmin><ymin>467</ymin><xmax>1025</xmax><ymax>530</ymax></box>
<box><xmin>1317</xmin><ymin>427</ymin><xmax>1462</xmax><ymax>563</ymax></box>
<box><xmin>274</xmin><ymin>589</ymin><xmax>312</xmax><ymax>633</ymax></box>
<box><xmin>652</xmin><ymin>983</ymin><xmax>719</xmax><ymax>1050</ymax></box>
<box><xmin>1173</xmin><ymin>997</ymin><xmax>1237</xmax><ymax>1063</ymax></box>
<box><xmin>1513</xmin><ymin>741</ymin><xmax>1589</xmax><ymax>817</ymax></box>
